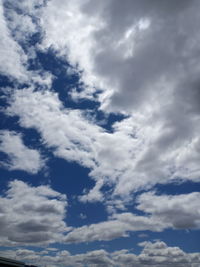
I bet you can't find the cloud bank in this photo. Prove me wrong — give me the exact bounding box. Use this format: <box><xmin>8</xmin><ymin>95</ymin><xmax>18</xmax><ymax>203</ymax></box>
<box><xmin>1</xmin><ymin>241</ymin><xmax>200</xmax><ymax>267</ymax></box>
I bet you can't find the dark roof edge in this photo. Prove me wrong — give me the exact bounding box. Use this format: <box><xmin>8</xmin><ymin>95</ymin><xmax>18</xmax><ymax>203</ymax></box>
<box><xmin>0</xmin><ymin>256</ymin><xmax>25</xmax><ymax>266</ymax></box>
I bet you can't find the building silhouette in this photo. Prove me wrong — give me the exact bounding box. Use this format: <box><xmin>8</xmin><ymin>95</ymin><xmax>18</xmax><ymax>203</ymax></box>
<box><xmin>0</xmin><ymin>256</ymin><xmax>38</xmax><ymax>267</ymax></box>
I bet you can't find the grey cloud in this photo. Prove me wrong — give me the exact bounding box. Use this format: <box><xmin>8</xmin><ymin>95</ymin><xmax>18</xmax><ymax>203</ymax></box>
<box><xmin>83</xmin><ymin>0</ymin><xmax>200</xmax><ymax>190</ymax></box>
<box><xmin>72</xmin><ymin>0</ymin><xmax>200</xmax><ymax>112</ymax></box>
<box><xmin>17</xmin><ymin>220</ymin><xmax>52</xmax><ymax>233</ymax></box>
<box><xmin>0</xmin><ymin>1</ymin><xmax>27</xmax><ymax>80</ymax></box>
<box><xmin>0</xmin><ymin>180</ymin><xmax>68</xmax><ymax>246</ymax></box>
<box><xmin>82</xmin><ymin>250</ymin><xmax>114</xmax><ymax>266</ymax></box>
<box><xmin>37</xmin><ymin>0</ymin><xmax>200</xmax><ymax>202</ymax></box>
<box><xmin>0</xmin><ymin>0</ymin><xmax>54</xmax><ymax>87</ymax></box>
<box><xmin>3</xmin><ymin>0</ymin><xmax>200</xmax><ymax>209</ymax></box>
<box><xmin>137</xmin><ymin>191</ymin><xmax>200</xmax><ymax>229</ymax></box>
<box><xmin>137</xmin><ymin>241</ymin><xmax>192</xmax><ymax>267</ymax></box>
<box><xmin>1</xmin><ymin>241</ymin><xmax>200</xmax><ymax>267</ymax></box>
<box><xmin>63</xmin><ymin>191</ymin><xmax>200</xmax><ymax>244</ymax></box>
<box><xmin>6</xmin><ymin>85</ymin><xmax>200</xmax><ymax>205</ymax></box>
<box><xmin>22</xmin><ymin>202</ymin><xmax>63</xmax><ymax>214</ymax></box>
<box><xmin>8</xmin><ymin>233</ymin><xmax>52</xmax><ymax>244</ymax></box>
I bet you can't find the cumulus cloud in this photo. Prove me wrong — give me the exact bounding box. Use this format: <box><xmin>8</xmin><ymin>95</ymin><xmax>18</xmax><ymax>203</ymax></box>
<box><xmin>62</xmin><ymin>191</ymin><xmax>200</xmax><ymax>244</ymax></box>
<box><xmin>35</xmin><ymin>0</ymin><xmax>200</xmax><ymax>201</ymax></box>
<box><xmin>0</xmin><ymin>180</ymin><xmax>69</xmax><ymax>246</ymax></box>
<box><xmin>6</xmin><ymin>88</ymin><xmax>142</xmax><ymax>197</ymax></box>
<box><xmin>0</xmin><ymin>0</ymin><xmax>199</xmax><ymax>261</ymax></box>
<box><xmin>136</xmin><ymin>241</ymin><xmax>199</xmax><ymax>267</ymax></box>
<box><xmin>0</xmin><ymin>0</ymin><xmax>54</xmax><ymax>88</ymax></box>
<box><xmin>0</xmin><ymin>0</ymin><xmax>27</xmax><ymax>80</ymax></box>
<box><xmin>64</xmin><ymin>212</ymin><xmax>168</xmax><ymax>244</ymax></box>
<box><xmin>3</xmin><ymin>7</ymin><xmax>37</xmax><ymax>43</ymax></box>
<box><xmin>40</xmin><ymin>0</ymin><xmax>200</xmax><ymax>111</ymax></box>
<box><xmin>3</xmin><ymin>0</ymin><xmax>46</xmax><ymax>43</ymax></box>
<box><xmin>137</xmin><ymin>191</ymin><xmax>200</xmax><ymax>229</ymax></box>
<box><xmin>0</xmin><ymin>0</ymin><xmax>199</xmax><ymax>208</ymax></box>
<box><xmin>1</xmin><ymin>241</ymin><xmax>200</xmax><ymax>267</ymax></box>
<box><xmin>0</xmin><ymin>130</ymin><xmax>44</xmax><ymax>173</ymax></box>
<box><xmin>4</xmin><ymin>88</ymin><xmax>162</xmax><ymax>199</ymax></box>
<box><xmin>5</xmin><ymin>88</ymin><xmax>101</xmax><ymax>169</ymax></box>
<box><xmin>5</xmin><ymin>86</ymin><xmax>200</xmax><ymax>205</ymax></box>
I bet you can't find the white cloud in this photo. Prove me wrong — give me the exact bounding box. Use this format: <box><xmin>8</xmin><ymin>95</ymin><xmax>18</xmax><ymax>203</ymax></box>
<box><xmin>37</xmin><ymin>0</ymin><xmax>200</xmax><ymax>198</ymax></box>
<box><xmin>0</xmin><ymin>179</ymin><xmax>69</xmax><ymax>246</ymax></box>
<box><xmin>40</xmin><ymin>0</ymin><xmax>103</xmax><ymax>98</ymax></box>
<box><xmin>6</xmin><ymin>88</ymin><xmax>101</xmax><ymax>169</ymax></box>
<box><xmin>1</xmin><ymin>0</ymin><xmax>200</xmax><ymax>216</ymax></box>
<box><xmin>137</xmin><ymin>191</ymin><xmax>200</xmax><ymax>229</ymax></box>
<box><xmin>0</xmin><ymin>0</ymin><xmax>54</xmax><ymax>88</ymax></box>
<box><xmin>1</xmin><ymin>1</ymin><xmax>199</xmax><ymax>261</ymax></box>
<box><xmin>137</xmin><ymin>241</ymin><xmax>194</xmax><ymax>267</ymax></box>
<box><xmin>62</xmin><ymin>191</ymin><xmax>200</xmax><ymax>244</ymax></box>
<box><xmin>0</xmin><ymin>130</ymin><xmax>44</xmax><ymax>174</ymax></box>
<box><xmin>39</xmin><ymin>0</ymin><xmax>200</xmax><ymax>113</ymax></box>
<box><xmin>0</xmin><ymin>0</ymin><xmax>27</xmax><ymax>80</ymax></box>
<box><xmin>64</xmin><ymin>212</ymin><xmax>168</xmax><ymax>244</ymax></box>
<box><xmin>4</xmin><ymin>0</ymin><xmax>46</xmax><ymax>15</ymax></box>
<box><xmin>1</xmin><ymin>241</ymin><xmax>200</xmax><ymax>267</ymax></box>
<box><xmin>4</xmin><ymin>8</ymin><xmax>37</xmax><ymax>43</ymax></box>
<box><xmin>6</xmin><ymin>87</ymin><xmax>200</xmax><ymax>207</ymax></box>
<box><xmin>5</xmin><ymin>88</ymin><xmax>159</xmax><ymax>200</ymax></box>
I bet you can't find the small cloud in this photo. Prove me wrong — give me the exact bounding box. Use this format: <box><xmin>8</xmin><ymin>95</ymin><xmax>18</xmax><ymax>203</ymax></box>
<box><xmin>138</xmin><ymin>233</ymin><xmax>149</xmax><ymax>238</ymax></box>
<box><xmin>0</xmin><ymin>130</ymin><xmax>45</xmax><ymax>174</ymax></box>
<box><xmin>79</xmin><ymin>213</ymin><xmax>87</xmax><ymax>220</ymax></box>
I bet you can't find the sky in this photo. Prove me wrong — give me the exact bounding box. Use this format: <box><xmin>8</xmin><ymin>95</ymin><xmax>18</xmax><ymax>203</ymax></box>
<box><xmin>0</xmin><ymin>0</ymin><xmax>200</xmax><ymax>266</ymax></box>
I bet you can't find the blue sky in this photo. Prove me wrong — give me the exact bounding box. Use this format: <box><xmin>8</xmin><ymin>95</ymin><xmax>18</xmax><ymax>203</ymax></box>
<box><xmin>0</xmin><ymin>0</ymin><xmax>200</xmax><ymax>266</ymax></box>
